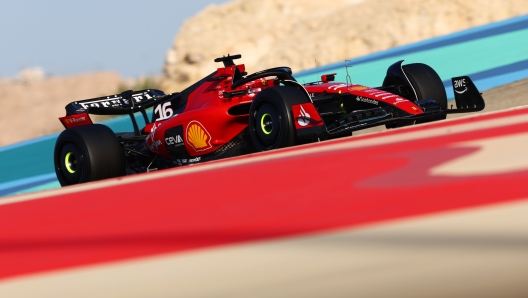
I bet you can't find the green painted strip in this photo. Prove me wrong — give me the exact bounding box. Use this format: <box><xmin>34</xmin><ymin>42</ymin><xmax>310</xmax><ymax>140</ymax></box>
<box><xmin>0</xmin><ymin>138</ymin><xmax>57</xmax><ymax>184</ymax></box>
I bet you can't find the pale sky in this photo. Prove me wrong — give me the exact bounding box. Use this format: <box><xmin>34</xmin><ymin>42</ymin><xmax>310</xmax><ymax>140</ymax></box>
<box><xmin>0</xmin><ymin>0</ymin><xmax>229</xmax><ymax>78</ymax></box>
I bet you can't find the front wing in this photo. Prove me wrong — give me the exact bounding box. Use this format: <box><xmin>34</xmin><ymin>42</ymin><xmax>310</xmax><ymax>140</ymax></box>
<box><xmin>297</xmin><ymin>76</ymin><xmax>485</xmax><ymax>137</ymax></box>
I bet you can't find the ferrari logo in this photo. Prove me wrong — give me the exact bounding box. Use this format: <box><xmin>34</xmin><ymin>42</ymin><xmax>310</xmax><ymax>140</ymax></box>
<box><xmin>186</xmin><ymin>121</ymin><xmax>212</xmax><ymax>151</ymax></box>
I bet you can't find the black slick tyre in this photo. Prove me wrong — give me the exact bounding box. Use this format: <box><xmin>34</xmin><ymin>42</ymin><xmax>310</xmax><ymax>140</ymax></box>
<box><xmin>54</xmin><ymin>124</ymin><xmax>125</xmax><ymax>186</ymax></box>
<box><xmin>249</xmin><ymin>86</ymin><xmax>306</xmax><ymax>151</ymax></box>
<box><xmin>402</xmin><ymin>63</ymin><xmax>448</xmax><ymax>123</ymax></box>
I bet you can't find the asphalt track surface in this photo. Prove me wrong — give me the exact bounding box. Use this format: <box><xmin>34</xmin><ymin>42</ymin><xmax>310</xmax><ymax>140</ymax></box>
<box><xmin>1</xmin><ymin>14</ymin><xmax>528</xmax><ymax>197</ymax></box>
<box><xmin>1</xmin><ymin>106</ymin><xmax>528</xmax><ymax>297</ymax></box>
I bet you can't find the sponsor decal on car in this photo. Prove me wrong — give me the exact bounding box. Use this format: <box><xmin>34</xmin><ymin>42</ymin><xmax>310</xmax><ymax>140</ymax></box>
<box><xmin>356</xmin><ymin>96</ymin><xmax>378</xmax><ymax>105</ymax></box>
<box><xmin>148</xmin><ymin>139</ymin><xmax>162</xmax><ymax>154</ymax></box>
<box><xmin>67</xmin><ymin>117</ymin><xmax>86</xmax><ymax>124</ymax></box>
<box><xmin>59</xmin><ymin>112</ymin><xmax>93</xmax><ymax>129</ymax></box>
<box><xmin>292</xmin><ymin>103</ymin><xmax>324</xmax><ymax>129</ymax></box>
<box><xmin>186</xmin><ymin>121</ymin><xmax>212</xmax><ymax>152</ymax></box>
<box><xmin>131</xmin><ymin>93</ymin><xmax>152</xmax><ymax>103</ymax></box>
<box><xmin>364</xmin><ymin>89</ymin><xmax>389</xmax><ymax>97</ymax></box>
<box><xmin>362</xmin><ymin>90</ymin><xmax>407</xmax><ymax>103</ymax></box>
<box><xmin>349</xmin><ymin>85</ymin><xmax>368</xmax><ymax>91</ymax></box>
<box><xmin>454</xmin><ymin>78</ymin><xmax>468</xmax><ymax>94</ymax></box>
<box><xmin>327</xmin><ymin>84</ymin><xmax>348</xmax><ymax>91</ymax></box>
<box><xmin>78</xmin><ymin>98</ymin><xmax>129</xmax><ymax>109</ymax></box>
<box><xmin>297</xmin><ymin>105</ymin><xmax>311</xmax><ymax>127</ymax></box>
<box><xmin>145</xmin><ymin>128</ymin><xmax>164</xmax><ymax>155</ymax></box>
<box><xmin>175</xmin><ymin>157</ymin><xmax>201</xmax><ymax>165</ymax></box>
<box><xmin>392</xmin><ymin>98</ymin><xmax>406</xmax><ymax>105</ymax></box>
<box><xmin>164</xmin><ymin>125</ymin><xmax>187</xmax><ymax>154</ymax></box>
<box><xmin>381</xmin><ymin>94</ymin><xmax>399</xmax><ymax>100</ymax></box>
<box><xmin>188</xmin><ymin>157</ymin><xmax>201</xmax><ymax>163</ymax></box>
<box><xmin>150</xmin><ymin>122</ymin><xmax>161</xmax><ymax>132</ymax></box>
<box><xmin>165</xmin><ymin>135</ymin><xmax>183</xmax><ymax>146</ymax></box>
<box><xmin>77</xmin><ymin>91</ymin><xmax>154</xmax><ymax>110</ymax></box>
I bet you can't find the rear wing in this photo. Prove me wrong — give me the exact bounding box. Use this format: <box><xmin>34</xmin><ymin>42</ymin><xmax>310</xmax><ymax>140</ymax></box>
<box><xmin>61</xmin><ymin>89</ymin><xmax>173</xmax><ymax>135</ymax></box>
<box><xmin>64</xmin><ymin>89</ymin><xmax>166</xmax><ymax>116</ymax></box>
<box><xmin>446</xmin><ymin>76</ymin><xmax>485</xmax><ymax>114</ymax></box>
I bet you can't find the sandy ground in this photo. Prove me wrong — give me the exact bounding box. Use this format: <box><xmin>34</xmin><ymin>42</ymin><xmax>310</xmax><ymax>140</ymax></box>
<box><xmin>469</xmin><ymin>78</ymin><xmax>528</xmax><ymax>113</ymax></box>
<box><xmin>162</xmin><ymin>0</ymin><xmax>528</xmax><ymax>92</ymax></box>
<box><xmin>0</xmin><ymin>72</ymin><xmax>122</xmax><ymax>146</ymax></box>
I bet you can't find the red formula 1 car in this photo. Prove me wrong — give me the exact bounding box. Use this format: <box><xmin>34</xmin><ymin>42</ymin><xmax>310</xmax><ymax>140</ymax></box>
<box><xmin>54</xmin><ymin>54</ymin><xmax>484</xmax><ymax>186</ymax></box>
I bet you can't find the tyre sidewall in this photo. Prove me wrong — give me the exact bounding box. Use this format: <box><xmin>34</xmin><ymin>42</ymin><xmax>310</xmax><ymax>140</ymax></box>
<box><xmin>403</xmin><ymin>63</ymin><xmax>447</xmax><ymax>122</ymax></box>
<box><xmin>54</xmin><ymin>124</ymin><xmax>124</xmax><ymax>186</ymax></box>
<box><xmin>55</xmin><ymin>129</ymin><xmax>93</xmax><ymax>186</ymax></box>
<box><xmin>249</xmin><ymin>87</ymin><xmax>300</xmax><ymax>151</ymax></box>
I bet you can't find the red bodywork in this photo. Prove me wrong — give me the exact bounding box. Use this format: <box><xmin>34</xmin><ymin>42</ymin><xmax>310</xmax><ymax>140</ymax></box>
<box><xmin>55</xmin><ymin>57</ymin><xmax>485</xmax><ymax>187</ymax></box>
<box><xmin>59</xmin><ymin>112</ymin><xmax>93</xmax><ymax>129</ymax></box>
<box><xmin>304</xmin><ymin>82</ymin><xmax>423</xmax><ymax>115</ymax></box>
<box><xmin>144</xmin><ymin>69</ymin><xmax>424</xmax><ymax>159</ymax></box>
<box><xmin>145</xmin><ymin>65</ymin><xmax>275</xmax><ymax>158</ymax></box>
<box><xmin>60</xmin><ymin>63</ymin><xmax>428</xmax><ymax>161</ymax></box>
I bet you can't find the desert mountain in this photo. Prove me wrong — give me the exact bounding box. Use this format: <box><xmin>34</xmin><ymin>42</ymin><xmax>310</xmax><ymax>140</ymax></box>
<box><xmin>162</xmin><ymin>0</ymin><xmax>528</xmax><ymax>92</ymax></box>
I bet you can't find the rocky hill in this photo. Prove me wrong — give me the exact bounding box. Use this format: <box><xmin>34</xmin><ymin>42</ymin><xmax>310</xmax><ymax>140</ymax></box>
<box><xmin>162</xmin><ymin>0</ymin><xmax>528</xmax><ymax>92</ymax></box>
<box><xmin>0</xmin><ymin>72</ymin><xmax>122</xmax><ymax>146</ymax></box>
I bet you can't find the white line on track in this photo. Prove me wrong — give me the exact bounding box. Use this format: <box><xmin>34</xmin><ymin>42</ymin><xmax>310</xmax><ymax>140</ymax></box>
<box><xmin>2</xmin><ymin>106</ymin><xmax>528</xmax><ymax>207</ymax></box>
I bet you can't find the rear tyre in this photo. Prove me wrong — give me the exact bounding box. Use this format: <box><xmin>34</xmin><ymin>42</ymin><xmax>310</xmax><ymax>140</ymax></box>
<box><xmin>403</xmin><ymin>63</ymin><xmax>447</xmax><ymax>123</ymax></box>
<box><xmin>249</xmin><ymin>87</ymin><xmax>302</xmax><ymax>151</ymax></box>
<box><xmin>54</xmin><ymin>124</ymin><xmax>125</xmax><ymax>186</ymax></box>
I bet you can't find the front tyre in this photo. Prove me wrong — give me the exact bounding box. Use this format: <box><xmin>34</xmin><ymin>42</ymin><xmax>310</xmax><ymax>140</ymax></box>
<box><xmin>403</xmin><ymin>63</ymin><xmax>447</xmax><ymax>123</ymax></box>
<box><xmin>54</xmin><ymin>124</ymin><xmax>125</xmax><ymax>186</ymax></box>
<box><xmin>249</xmin><ymin>87</ymin><xmax>302</xmax><ymax>151</ymax></box>
<box><xmin>386</xmin><ymin>62</ymin><xmax>447</xmax><ymax>129</ymax></box>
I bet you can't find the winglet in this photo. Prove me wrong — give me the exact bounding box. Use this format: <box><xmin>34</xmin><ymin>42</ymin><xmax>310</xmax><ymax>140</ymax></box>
<box><xmin>451</xmin><ymin>76</ymin><xmax>485</xmax><ymax>111</ymax></box>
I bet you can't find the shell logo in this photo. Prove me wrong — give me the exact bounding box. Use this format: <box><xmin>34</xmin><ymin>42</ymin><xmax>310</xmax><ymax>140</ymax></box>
<box><xmin>186</xmin><ymin>121</ymin><xmax>212</xmax><ymax>151</ymax></box>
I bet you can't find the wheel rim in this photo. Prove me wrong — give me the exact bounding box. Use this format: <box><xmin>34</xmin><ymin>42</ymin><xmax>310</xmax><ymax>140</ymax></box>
<box><xmin>64</xmin><ymin>152</ymin><xmax>77</xmax><ymax>174</ymax></box>
<box><xmin>260</xmin><ymin>113</ymin><xmax>273</xmax><ymax>135</ymax></box>
<box><xmin>254</xmin><ymin>102</ymin><xmax>282</xmax><ymax>148</ymax></box>
<box><xmin>57</xmin><ymin>142</ymin><xmax>84</xmax><ymax>185</ymax></box>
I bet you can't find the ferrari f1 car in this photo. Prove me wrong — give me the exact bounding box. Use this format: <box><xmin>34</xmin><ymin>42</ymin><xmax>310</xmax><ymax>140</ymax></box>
<box><xmin>54</xmin><ymin>54</ymin><xmax>485</xmax><ymax>186</ymax></box>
